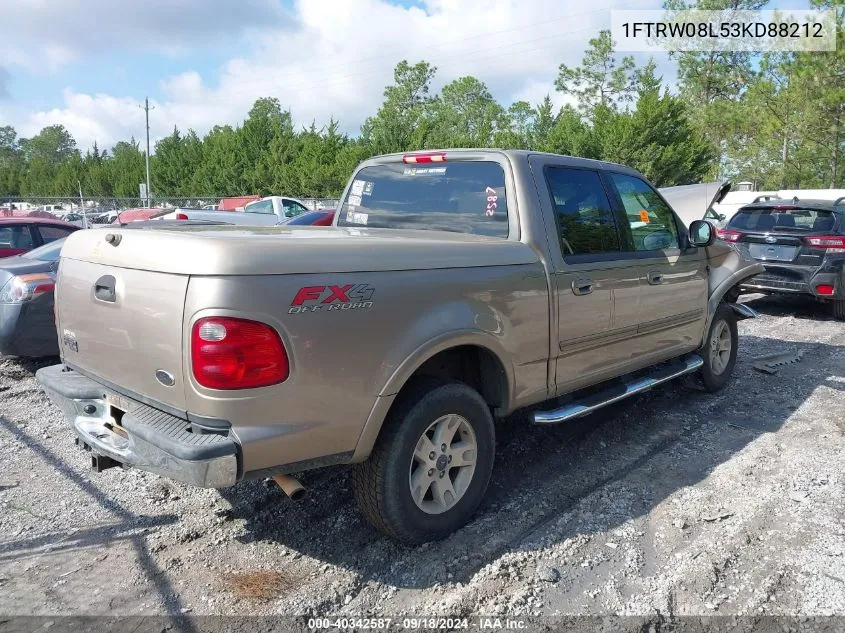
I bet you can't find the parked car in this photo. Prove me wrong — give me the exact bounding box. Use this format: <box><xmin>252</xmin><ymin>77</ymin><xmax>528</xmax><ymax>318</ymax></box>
<box><xmin>283</xmin><ymin>210</ymin><xmax>335</xmax><ymax>226</ymax></box>
<box><xmin>720</xmin><ymin>197</ymin><xmax>845</xmax><ymax>319</ymax></box>
<box><xmin>62</xmin><ymin>213</ymin><xmax>85</xmax><ymax>226</ymax></box>
<box><xmin>0</xmin><ymin>238</ymin><xmax>66</xmax><ymax>357</ymax></box>
<box><xmin>0</xmin><ymin>217</ymin><xmax>79</xmax><ymax>258</ymax></box>
<box><xmin>89</xmin><ymin>211</ymin><xmax>119</xmax><ymax>225</ymax></box>
<box><xmin>165</xmin><ymin>196</ymin><xmax>311</xmax><ymax>225</ymax></box>
<box><xmin>710</xmin><ymin>188</ymin><xmax>845</xmax><ymax>228</ymax></box>
<box><xmin>122</xmin><ymin>219</ymin><xmax>235</xmax><ymax>230</ymax></box>
<box><xmin>218</xmin><ymin>196</ymin><xmax>261</xmax><ymax>211</ymax></box>
<box><xmin>37</xmin><ymin>149</ymin><xmax>763</xmax><ymax>543</ymax></box>
<box><xmin>114</xmin><ymin>208</ymin><xmax>172</xmax><ymax>223</ymax></box>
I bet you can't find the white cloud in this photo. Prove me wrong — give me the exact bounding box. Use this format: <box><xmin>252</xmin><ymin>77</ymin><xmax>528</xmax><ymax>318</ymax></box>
<box><xmin>4</xmin><ymin>0</ymin><xmax>665</xmax><ymax>151</ymax></box>
<box><xmin>0</xmin><ymin>0</ymin><xmax>288</xmax><ymax>72</ymax></box>
<box><xmin>0</xmin><ymin>67</ymin><xmax>9</xmax><ymax>99</ymax></box>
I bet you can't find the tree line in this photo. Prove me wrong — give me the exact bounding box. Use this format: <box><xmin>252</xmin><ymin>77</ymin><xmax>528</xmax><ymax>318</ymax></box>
<box><xmin>0</xmin><ymin>0</ymin><xmax>841</xmax><ymax>200</ymax></box>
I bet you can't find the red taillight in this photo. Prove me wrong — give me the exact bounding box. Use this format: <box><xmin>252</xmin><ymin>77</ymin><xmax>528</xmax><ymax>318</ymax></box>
<box><xmin>717</xmin><ymin>229</ymin><xmax>743</xmax><ymax>242</ymax></box>
<box><xmin>816</xmin><ymin>284</ymin><xmax>835</xmax><ymax>296</ymax></box>
<box><xmin>803</xmin><ymin>235</ymin><xmax>845</xmax><ymax>251</ymax></box>
<box><xmin>191</xmin><ymin>317</ymin><xmax>289</xmax><ymax>390</ymax></box>
<box><xmin>402</xmin><ymin>152</ymin><xmax>446</xmax><ymax>164</ymax></box>
<box><xmin>175</xmin><ymin>213</ymin><xmax>189</xmax><ymax>220</ymax></box>
<box><xmin>25</xmin><ymin>274</ymin><xmax>55</xmax><ymax>298</ymax></box>
<box><xmin>0</xmin><ymin>273</ymin><xmax>55</xmax><ymax>304</ymax></box>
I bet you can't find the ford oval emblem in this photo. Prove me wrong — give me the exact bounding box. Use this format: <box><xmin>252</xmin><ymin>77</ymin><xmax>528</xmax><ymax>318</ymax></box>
<box><xmin>155</xmin><ymin>369</ymin><xmax>175</xmax><ymax>387</ymax></box>
<box><xmin>764</xmin><ymin>235</ymin><xmax>777</xmax><ymax>244</ymax></box>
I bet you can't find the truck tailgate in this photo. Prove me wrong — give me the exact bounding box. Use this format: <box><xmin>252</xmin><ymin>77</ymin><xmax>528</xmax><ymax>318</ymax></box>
<box><xmin>57</xmin><ymin>257</ymin><xmax>189</xmax><ymax>413</ymax></box>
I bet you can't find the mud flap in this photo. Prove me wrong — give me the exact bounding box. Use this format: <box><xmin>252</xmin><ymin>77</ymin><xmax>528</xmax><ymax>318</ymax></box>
<box><xmin>727</xmin><ymin>302</ymin><xmax>758</xmax><ymax>320</ymax></box>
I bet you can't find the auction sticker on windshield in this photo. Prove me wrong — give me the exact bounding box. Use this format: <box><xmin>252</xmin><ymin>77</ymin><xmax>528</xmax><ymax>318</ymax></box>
<box><xmin>346</xmin><ymin>210</ymin><xmax>368</xmax><ymax>225</ymax></box>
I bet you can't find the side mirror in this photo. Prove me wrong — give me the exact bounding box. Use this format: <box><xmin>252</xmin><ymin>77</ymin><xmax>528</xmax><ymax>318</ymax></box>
<box><xmin>717</xmin><ymin>213</ymin><xmax>726</xmax><ymax>221</ymax></box>
<box><xmin>689</xmin><ymin>220</ymin><xmax>714</xmax><ymax>248</ymax></box>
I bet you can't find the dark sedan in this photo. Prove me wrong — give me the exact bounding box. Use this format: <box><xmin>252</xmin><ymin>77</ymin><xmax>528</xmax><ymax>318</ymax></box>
<box><xmin>0</xmin><ymin>239</ymin><xmax>64</xmax><ymax>358</ymax></box>
<box><xmin>722</xmin><ymin>197</ymin><xmax>845</xmax><ymax>319</ymax></box>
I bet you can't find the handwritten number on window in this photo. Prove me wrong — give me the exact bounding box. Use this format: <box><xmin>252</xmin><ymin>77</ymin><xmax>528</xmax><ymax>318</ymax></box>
<box><xmin>485</xmin><ymin>186</ymin><xmax>498</xmax><ymax>217</ymax></box>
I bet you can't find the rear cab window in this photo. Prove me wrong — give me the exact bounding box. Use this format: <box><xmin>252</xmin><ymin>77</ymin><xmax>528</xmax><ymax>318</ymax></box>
<box><xmin>245</xmin><ymin>199</ymin><xmax>274</xmax><ymax>215</ymax></box>
<box><xmin>336</xmin><ymin>161</ymin><xmax>509</xmax><ymax>237</ymax></box>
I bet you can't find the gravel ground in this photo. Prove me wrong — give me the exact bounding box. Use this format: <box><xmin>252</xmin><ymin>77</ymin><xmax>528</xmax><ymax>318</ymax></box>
<box><xmin>0</xmin><ymin>293</ymin><xmax>843</xmax><ymax>626</ymax></box>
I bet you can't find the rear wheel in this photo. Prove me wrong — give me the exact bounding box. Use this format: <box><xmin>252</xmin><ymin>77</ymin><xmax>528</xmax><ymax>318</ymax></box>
<box><xmin>352</xmin><ymin>379</ymin><xmax>495</xmax><ymax>544</ymax></box>
<box><xmin>833</xmin><ymin>299</ymin><xmax>845</xmax><ymax>321</ymax></box>
<box><xmin>700</xmin><ymin>304</ymin><xmax>738</xmax><ymax>392</ymax></box>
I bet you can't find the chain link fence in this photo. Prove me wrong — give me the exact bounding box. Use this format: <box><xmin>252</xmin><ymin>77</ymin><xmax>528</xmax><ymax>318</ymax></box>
<box><xmin>0</xmin><ymin>196</ymin><xmax>341</xmax><ymax>216</ymax></box>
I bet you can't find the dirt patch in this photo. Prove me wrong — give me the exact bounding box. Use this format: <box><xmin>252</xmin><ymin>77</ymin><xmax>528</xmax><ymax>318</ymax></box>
<box><xmin>224</xmin><ymin>570</ymin><xmax>295</xmax><ymax>601</ymax></box>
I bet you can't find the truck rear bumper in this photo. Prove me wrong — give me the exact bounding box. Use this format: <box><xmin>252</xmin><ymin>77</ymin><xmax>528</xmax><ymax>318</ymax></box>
<box><xmin>35</xmin><ymin>364</ymin><xmax>238</xmax><ymax>488</ymax></box>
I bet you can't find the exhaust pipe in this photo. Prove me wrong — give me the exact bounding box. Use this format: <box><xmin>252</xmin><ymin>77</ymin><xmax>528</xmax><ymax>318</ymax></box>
<box><xmin>273</xmin><ymin>474</ymin><xmax>307</xmax><ymax>501</ymax></box>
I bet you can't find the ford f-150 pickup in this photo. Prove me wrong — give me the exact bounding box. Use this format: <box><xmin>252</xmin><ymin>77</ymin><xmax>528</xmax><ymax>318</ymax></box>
<box><xmin>163</xmin><ymin>196</ymin><xmax>311</xmax><ymax>225</ymax></box>
<box><xmin>36</xmin><ymin>149</ymin><xmax>763</xmax><ymax>543</ymax></box>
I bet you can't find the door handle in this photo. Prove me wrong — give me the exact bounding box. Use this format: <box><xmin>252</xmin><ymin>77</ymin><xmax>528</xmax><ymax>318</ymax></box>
<box><xmin>94</xmin><ymin>275</ymin><xmax>116</xmax><ymax>303</ymax></box>
<box><xmin>647</xmin><ymin>271</ymin><xmax>664</xmax><ymax>285</ymax></box>
<box><xmin>571</xmin><ymin>277</ymin><xmax>593</xmax><ymax>296</ymax></box>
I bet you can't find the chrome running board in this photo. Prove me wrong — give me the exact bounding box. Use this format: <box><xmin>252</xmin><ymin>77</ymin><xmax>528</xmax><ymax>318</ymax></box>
<box><xmin>533</xmin><ymin>355</ymin><xmax>704</xmax><ymax>425</ymax></box>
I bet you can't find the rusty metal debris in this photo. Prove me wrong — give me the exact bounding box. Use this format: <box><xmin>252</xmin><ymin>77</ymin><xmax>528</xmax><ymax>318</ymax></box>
<box><xmin>752</xmin><ymin>350</ymin><xmax>805</xmax><ymax>375</ymax></box>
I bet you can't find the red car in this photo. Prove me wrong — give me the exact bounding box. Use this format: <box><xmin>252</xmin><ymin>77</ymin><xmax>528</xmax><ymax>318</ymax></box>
<box><xmin>283</xmin><ymin>210</ymin><xmax>335</xmax><ymax>226</ymax></box>
<box><xmin>0</xmin><ymin>218</ymin><xmax>80</xmax><ymax>258</ymax></box>
<box><xmin>113</xmin><ymin>208</ymin><xmax>171</xmax><ymax>223</ymax></box>
<box><xmin>218</xmin><ymin>195</ymin><xmax>261</xmax><ymax>211</ymax></box>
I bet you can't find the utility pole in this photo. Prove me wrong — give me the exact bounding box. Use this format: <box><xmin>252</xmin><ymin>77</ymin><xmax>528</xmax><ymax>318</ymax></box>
<box><xmin>77</xmin><ymin>180</ymin><xmax>87</xmax><ymax>229</ymax></box>
<box><xmin>139</xmin><ymin>97</ymin><xmax>154</xmax><ymax>207</ymax></box>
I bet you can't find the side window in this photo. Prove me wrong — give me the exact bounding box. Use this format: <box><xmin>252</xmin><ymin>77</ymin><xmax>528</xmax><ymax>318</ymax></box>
<box><xmin>282</xmin><ymin>200</ymin><xmax>307</xmax><ymax>218</ymax></box>
<box><xmin>0</xmin><ymin>226</ymin><xmax>34</xmax><ymax>249</ymax></box>
<box><xmin>544</xmin><ymin>167</ymin><xmax>621</xmax><ymax>256</ymax></box>
<box><xmin>609</xmin><ymin>173</ymin><xmax>681</xmax><ymax>251</ymax></box>
<box><xmin>246</xmin><ymin>200</ymin><xmax>273</xmax><ymax>215</ymax></box>
<box><xmin>37</xmin><ymin>225</ymin><xmax>74</xmax><ymax>244</ymax></box>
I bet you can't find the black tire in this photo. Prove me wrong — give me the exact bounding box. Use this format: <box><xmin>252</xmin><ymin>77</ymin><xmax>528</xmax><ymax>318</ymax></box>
<box><xmin>352</xmin><ymin>378</ymin><xmax>495</xmax><ymax>544</ymax></box>
<box><xmin>833</xmin><ymin>299</ymin><xmax>845</xmax><ymax>321</ymax></box>
<box><xmin>700</xmin><ymin>303</ymin><xmax>739</xmax><ymax>392</ymax></box>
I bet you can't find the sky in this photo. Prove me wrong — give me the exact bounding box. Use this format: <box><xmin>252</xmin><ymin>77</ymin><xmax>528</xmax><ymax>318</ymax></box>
<box><xmin>0</xmin><ymin>0</ymin><xmax>810</xmax><ymax>153</ymax></box>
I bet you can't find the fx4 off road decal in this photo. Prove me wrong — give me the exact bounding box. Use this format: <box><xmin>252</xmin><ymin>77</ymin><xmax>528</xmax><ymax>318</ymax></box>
<box><xmin>288</xmin><ymin>284</ymin><xmax>374</xmax><ymax>314</ymax></box>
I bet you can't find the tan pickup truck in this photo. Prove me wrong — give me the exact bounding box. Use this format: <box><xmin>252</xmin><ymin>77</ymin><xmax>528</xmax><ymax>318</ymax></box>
<box><xmin>37</xmin><ymin>150</ymin><xmax>763</xmax><ymax>543</ymax></box>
